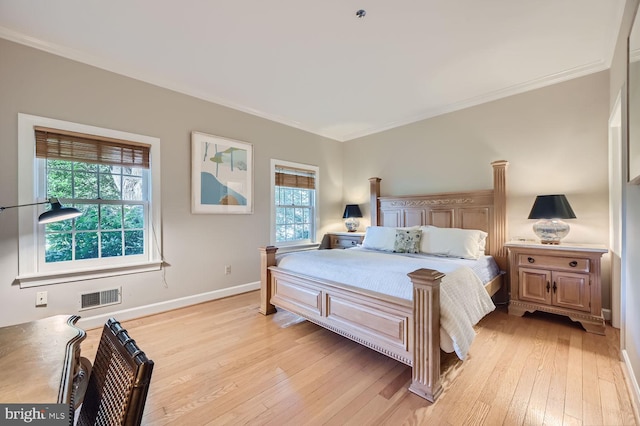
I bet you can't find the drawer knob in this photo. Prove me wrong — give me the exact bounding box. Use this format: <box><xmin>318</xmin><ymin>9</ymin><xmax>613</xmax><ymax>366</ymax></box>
<box><xmin>569</xmin><ymin>260</ymin><xmax>578</xmax><ymax>267</ymax></box>
<box><xmin>527</xmin><ymin>257</ymin><xmax>535</xmax><ymax>263</ymax></box>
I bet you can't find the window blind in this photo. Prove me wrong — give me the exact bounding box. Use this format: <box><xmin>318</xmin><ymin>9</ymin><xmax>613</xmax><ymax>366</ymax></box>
<box><xmin>35</xmin><ymin>126</ymin><xmax>151</xmax><ymax>169</ymax></box>
<box><xmin>275</xmin><ymin>165</ymin><xmax>316</xmax><ymax>189</ymax></box>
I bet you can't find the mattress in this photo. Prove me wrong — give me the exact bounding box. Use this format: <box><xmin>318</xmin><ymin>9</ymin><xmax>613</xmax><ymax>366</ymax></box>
<box><xmin>277</xmin><ymin>247</ymin><xmax>500</xmax><ymax>300</ymax></box>
<box><xmin>276</xmin><ymin>247</ymin><xmax>498</xmax><ymax>359</ymax></box>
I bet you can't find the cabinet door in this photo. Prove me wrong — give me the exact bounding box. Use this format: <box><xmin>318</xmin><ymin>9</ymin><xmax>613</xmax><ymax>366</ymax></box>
<box><xmin>552</xmin><ymin>272</ymin><xmax>591</xmax><ymax>312</ymax></box>
<box><xmin>519</xmin><ymin>268</ymin><xmax>552</xmax><ymax>305</ymax></box>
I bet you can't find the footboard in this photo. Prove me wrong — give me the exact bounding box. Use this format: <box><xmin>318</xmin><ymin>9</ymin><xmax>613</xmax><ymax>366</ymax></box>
<box><xmin>258</xmin><ymin>246</ymin><xmax>444</xmax><ymax>402</ymax></box>
<box><xmin>269</xmin><ymin>267</ymin><xmax>415</xmax><ymax>364</ymax></box>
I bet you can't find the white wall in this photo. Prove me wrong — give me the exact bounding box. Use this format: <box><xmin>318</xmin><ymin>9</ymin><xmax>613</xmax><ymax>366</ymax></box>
<box><xmin>610</xmin><ymin>0</ymin><xmax>640</xmax><ymax>409</ymax></box>
<box><xmin>0</xmin><ymin>38</ymin><xmax>344</xmax><ymax>328</ymax></box>
<box><xmin>625</xmin><ymin>186</ymin><xmax>640</xmax><ymax>395</ymax></box>
<box><xmin>342</xmin><ymin>71</ymin><xmax>612</xmax><ymax>307</ymax></box>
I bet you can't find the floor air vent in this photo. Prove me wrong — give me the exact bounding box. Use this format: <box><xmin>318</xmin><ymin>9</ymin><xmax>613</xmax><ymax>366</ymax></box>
<box><xmin>80</xmin><ymin>288</ymin><xmax>121</xmax><ymax>310</ymax></box>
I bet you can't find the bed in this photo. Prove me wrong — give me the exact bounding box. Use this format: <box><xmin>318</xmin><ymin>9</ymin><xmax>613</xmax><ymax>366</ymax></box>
<box><xmin>259</xmin><ymin>160</ymin><xmax>508</xmax><ymax>402</ymax></box>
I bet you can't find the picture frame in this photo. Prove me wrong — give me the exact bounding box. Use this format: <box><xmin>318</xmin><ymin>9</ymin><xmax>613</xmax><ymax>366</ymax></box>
<box><xmin>629</xmin><ymin>7</ymin><xmax>640</xmax><ymax>184</ymax></box>
<box><xmin>191</xmin><ymin>131</ymin><xmax>253</xmax><ymax>214</ymax></box>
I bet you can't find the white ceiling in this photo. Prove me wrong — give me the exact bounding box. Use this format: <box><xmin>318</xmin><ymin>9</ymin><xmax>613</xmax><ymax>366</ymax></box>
<box><xmin>0</xmin><ymin>1</ymin><xmax>626</xmax><ymax>142</ymax></box>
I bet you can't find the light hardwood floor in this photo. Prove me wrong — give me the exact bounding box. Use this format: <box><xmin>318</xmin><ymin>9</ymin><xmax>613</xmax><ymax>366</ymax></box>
<box><xmin>80</xmin><ymin>291</ymin><xmax>638</xmax><ymax>425</ymax></box>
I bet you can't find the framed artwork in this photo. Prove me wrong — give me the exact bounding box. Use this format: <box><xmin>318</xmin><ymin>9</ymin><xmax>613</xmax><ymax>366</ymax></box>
<box><xmin>629</xmin><ymin>7</ymin><xmax>640</xmax><ymax>184</ymax></box>
<box><xmin>191</xmin><ymin>131</ymin><xmax>253</xmax><ymax>214</ymax></box>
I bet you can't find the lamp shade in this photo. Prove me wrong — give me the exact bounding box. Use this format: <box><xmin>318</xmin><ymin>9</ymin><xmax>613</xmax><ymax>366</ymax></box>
<box><xmin>38</xmin><ymin>199</ymin><xmax>82</xmax><ymax>224</ymax></box>
<box><xmin>527</xmin><ymin>195</ymin><xmax>576</xmax><ymax>219</ymax></box>
<box><xmin>342</xmin><ymin>204</ymin><xmax>363</xmax><ymax>219</ymax></box>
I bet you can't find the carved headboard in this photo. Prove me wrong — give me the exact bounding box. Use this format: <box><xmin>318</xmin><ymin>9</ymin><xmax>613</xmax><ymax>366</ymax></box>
<box><xmin>369</xmin><ymin>161</ymin><xmax>508</xmax><ymax>268</ymax></box>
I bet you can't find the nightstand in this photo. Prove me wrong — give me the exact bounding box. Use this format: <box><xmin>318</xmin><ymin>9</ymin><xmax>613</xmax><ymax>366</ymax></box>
<box><xmin>326</xmin><ymin>232</ymin><xmax>365</xmax><ymax>249</ymax></box>
<box><xmin>505</xmin><ymin>241</ymin><xmax>608</xmax><ymax>334</ymax></box>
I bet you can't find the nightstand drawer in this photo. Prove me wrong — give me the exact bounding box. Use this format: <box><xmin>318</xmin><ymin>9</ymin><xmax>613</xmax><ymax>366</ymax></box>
<box><xmin>331</xmin><ymin>235</ymin><xmax>361</xmax><ymax>248</ymax></box>
<box><xmin>325</xmin><ymin>232</ymin><xmax>365</xmax><ymax>249</ymax></box>
<box><xmin>517</xmin><ymin>254</ymin><xmax>589</xmax><ymax>273</ymax></box>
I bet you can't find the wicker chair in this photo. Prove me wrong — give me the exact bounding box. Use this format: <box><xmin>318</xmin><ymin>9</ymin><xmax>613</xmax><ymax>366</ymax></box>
<box><xmin>76</xmin><ymin>318</ymin><xmax>154</xmax><ymax>426</ymax></box>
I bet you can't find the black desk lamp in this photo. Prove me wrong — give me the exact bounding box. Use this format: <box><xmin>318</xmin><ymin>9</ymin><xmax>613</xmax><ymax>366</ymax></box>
<box><xmin>0</xmin><ymin>198</ymin><xmax>82</xmax><ymax>224</ymax></box>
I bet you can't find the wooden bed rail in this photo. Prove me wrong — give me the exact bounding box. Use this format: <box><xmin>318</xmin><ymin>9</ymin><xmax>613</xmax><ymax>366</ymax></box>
<box><xmin>258</xmin><ymin>244</ymin><xmax>446</xmax><ymax>402</ymax></box>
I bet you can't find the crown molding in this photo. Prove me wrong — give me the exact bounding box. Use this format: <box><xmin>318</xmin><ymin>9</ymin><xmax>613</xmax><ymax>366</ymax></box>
<box><xmin>341</xmin><ymin>59</ymin><xmax>609</xmax><ymax>141</ymax></box>
<box><xmin>0</xmin><ymin>26</ymin><xmax>611</xmax><ymax>143</ymax></box>
<box><xmin>0</xmin><ymin>26</ymin><xmax>339</xmax><ymax>141</ymax></box>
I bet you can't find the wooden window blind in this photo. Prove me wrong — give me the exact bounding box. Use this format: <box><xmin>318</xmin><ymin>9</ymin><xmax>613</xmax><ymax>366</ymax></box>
<box><xmin>35</xmin><ymin>126</ymin><xmax>151</xmax><ymax>169</ymax></box>
<box><xmin>275</xmin><ymin>165</ymin><xmax>316</xmax><ymax>189</ymax></box>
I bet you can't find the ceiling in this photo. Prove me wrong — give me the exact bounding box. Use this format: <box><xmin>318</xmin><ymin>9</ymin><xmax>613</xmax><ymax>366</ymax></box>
<box><xmin>0</xmin><ymin>1</ymin><xmax>626</xmax><ymax>142</ymax></box>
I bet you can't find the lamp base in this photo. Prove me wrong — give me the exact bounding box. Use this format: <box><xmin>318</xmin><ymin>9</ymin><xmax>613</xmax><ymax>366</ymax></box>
<box><xmin>344</xmin><ymin>218</ymin><xmax>360</xmax><ymax>232</ymax></box>
<box><xmin>533</xmin><ymin>219</ymin><xmax>570</xmax><ymax>245</ymax></box>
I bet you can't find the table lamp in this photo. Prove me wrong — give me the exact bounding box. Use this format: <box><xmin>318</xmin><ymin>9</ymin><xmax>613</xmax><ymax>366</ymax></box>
<box><xmin>528</xmin><ymin>194</ymin><xmax>576</xmax><ymax>244</ymax></box>
<box><xmin>342</xmin><ymin>204</ymin><xmax>362</xmax><ymax>232</ymax></box>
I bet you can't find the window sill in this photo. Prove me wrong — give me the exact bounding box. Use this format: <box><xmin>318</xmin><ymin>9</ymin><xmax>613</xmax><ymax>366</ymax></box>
<box><xmin>16</xmin><ymin>260</ymin><xmax>163</xmax><ymax>288</ymax></box>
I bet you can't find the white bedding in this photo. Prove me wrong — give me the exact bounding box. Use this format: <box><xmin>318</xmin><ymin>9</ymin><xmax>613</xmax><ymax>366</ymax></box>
<box><xmin>276</xmin><ymin>247</ymin><xmax>497</xmax><ymax>359</ymax></box>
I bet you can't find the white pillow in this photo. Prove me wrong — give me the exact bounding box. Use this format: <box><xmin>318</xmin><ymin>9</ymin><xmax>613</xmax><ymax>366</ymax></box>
<box><xmin>478</xmin><ymin>233</ymin><xmax>487</xmax><ymax>253</ymax></box>
<box><xmin>420</xmin><ymin>226</ymin><xmax>488</xmax><ymax>259</ymax></box>
<box><xmin>362</xmin><ymin>226</ymin><xmax>397</xmax><ymax>251</ymax></box>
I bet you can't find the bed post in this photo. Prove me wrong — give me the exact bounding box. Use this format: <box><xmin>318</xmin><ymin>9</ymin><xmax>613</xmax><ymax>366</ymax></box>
<box><xmin>407</xmin><ymin>268</ymin><xmax>445</xmax><ymax>403</ymax></box>
<box><xmin>259</xmin><ymin>246</ymin><xmax>278</xmax><ymax>315</ymax></box>
<box><xmin>369</xmin><ymin>177</ymin><xmax>381</xmax><ymax>226</ymax></box>
<box><xmin>490</xmin><ymin>160</ymin><xmax>509</xmax><ymax>271</ymax></box>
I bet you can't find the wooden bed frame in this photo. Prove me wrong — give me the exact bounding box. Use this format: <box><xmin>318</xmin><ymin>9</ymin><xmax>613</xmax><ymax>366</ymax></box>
<box><xmin>259</xmin><ymin>160</ymin><xmax>508</xmax><ymax>402</ymax></box>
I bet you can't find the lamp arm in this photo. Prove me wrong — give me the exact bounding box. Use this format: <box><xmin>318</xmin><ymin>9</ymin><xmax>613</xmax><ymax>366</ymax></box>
<box><xmin>0</xmin><ymin>198</ymin><xmax>54</xmax><ymax>212</ymax></box>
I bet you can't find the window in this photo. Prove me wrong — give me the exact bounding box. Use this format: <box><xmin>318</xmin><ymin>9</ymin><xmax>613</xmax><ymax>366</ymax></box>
<box><xmin>17</xmin><ymin>114</ymin><xmax>162</xmax><ymax>287</ymax></box>
<box><xmin>36</xmin><ymin>127</ymin><xmax>150</xmax><ymax>264</ymax></box>
<box><xmin>271</xmin><ymin>160</ymin><xmax>318</xmax><ymax>246</ymax></box>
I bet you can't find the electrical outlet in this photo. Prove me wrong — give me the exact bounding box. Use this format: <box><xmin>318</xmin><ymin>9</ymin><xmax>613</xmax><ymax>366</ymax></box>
<box><xmin>36</xmin><ymin>291</ymin><xmax>48</xmax><ymax>307</ymax></box>
<box><xmin>224</xmin><ymin>265</ymin><xmax>231</xmax><ymax>275</ymax></box>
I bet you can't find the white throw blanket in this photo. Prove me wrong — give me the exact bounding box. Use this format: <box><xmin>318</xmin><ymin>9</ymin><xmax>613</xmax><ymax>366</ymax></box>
<box><xmin>438</xmin><ymin>266</ymin><xmax>496</xmax><ymax>358</ymax></box>
<box><xmin>277</xmin><ymin>248</ymin><xmax>496</xmax><ymax>359</ymax></box>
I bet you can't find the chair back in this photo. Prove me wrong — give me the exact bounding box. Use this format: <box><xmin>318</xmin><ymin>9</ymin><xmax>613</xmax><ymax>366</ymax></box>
<box><xmin>76</xmin><ymin>318</ymin><xmax>153</xmax><ymax>426</ymax></box>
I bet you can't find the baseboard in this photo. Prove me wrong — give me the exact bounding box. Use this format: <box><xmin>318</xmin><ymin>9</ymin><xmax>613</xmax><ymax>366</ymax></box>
<box><xmin>622</xmin><ymin>349</ymin><xmax>640</xmax><ymax>423</ymax></box>
<box><xmin>77</xmin><ymin>281</ymin><xmax>259</xmax><ymax>329</ymax></box>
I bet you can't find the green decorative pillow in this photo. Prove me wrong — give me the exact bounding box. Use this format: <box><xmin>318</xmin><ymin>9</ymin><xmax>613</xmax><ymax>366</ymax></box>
<box><xmin>393</xmin><ymin>229</ymin><xmax>422</xmax><ymax>253</ymax></box>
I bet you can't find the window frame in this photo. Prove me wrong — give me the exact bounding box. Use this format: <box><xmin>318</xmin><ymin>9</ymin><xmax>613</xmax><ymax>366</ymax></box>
<box><xmin>270</xmin><ymin>159</ymin><xmax>319</xmax><ymax>249</ymax></box>
<box><xmin>17</xmin><ymin>114</ymin><xmax>162</xmax><ymax>288</ymax></box>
